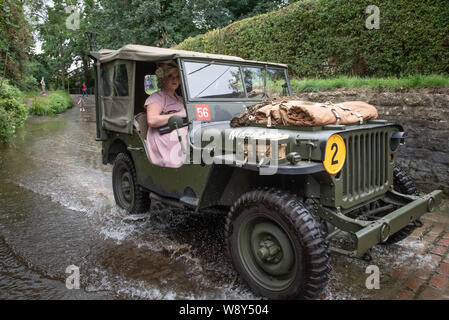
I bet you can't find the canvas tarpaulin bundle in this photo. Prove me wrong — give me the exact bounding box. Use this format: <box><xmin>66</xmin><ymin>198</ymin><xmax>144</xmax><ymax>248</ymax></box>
<box><xmin>230</xmin><ymin>97</ymin><xmax>378</xmax><ymax>127</ymax></box>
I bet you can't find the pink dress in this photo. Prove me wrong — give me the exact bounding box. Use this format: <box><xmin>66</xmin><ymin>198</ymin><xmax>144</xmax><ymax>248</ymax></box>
<box><xmin>144</xmin><ymin>91</ymin><xmax>188</xmax><ymax>168</ymax></box>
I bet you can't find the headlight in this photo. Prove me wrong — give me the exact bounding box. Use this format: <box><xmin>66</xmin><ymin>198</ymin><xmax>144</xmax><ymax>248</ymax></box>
<box><xmin>390</xmin><ymin>131</ymin><xmax>406</xmax><ymax>151</ymax></box>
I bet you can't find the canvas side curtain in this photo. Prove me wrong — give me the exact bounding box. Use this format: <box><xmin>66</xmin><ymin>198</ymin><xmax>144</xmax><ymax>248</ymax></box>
<box><xmin>100</xmin><ymin>60</ymin><xmax>135</xmax><ymax>134</ymax></box>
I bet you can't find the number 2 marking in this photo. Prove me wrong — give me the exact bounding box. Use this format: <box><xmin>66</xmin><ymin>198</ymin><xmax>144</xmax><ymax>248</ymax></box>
<box><xmin>331</xmin><ymin>143</ymin><xmax>338</xmax><ymax>165</ymax></box>
<box><xmin>323</xmin><ymin>134</ymin><xmax>345</xmax><ymax>175</ymax></box>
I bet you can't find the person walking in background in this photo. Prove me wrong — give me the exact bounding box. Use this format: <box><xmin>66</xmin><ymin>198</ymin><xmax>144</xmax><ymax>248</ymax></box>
<box><xmin>82</xmin><ymin>83</ymin><xmax>88</xmax><ymax>97</ymax></box>
<box><xmin>78</xmin><ymin>96</ymin><xmax>85</xmax><ymax>112</ymax></box>
<box><xmin>40</xmin><ymin>77</ymin><xmax>46</xmax><ymax>93</ymax></box>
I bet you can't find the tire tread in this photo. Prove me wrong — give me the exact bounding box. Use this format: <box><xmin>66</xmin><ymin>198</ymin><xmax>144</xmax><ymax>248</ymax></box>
<box><xmin>225</xmin><ymin>187</ymin><xmax>330</xmax><ymax>300</ymax></box>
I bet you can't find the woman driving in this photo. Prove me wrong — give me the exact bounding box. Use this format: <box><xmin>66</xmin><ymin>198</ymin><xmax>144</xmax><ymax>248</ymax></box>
<box><xmin>144</xmin><ymin>62</ymin><xmax>187</xmax><ymax>168</ymax></box>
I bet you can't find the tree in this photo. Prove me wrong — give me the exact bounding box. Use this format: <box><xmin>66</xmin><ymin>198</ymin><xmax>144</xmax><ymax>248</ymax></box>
<box><xmin>223</xmin><ymin>0</ymin><xmax>290</xmax><ymax>21</ymax></box>
<box><xmin>0</xmin><ymin>0</ymin><xmax>33</xmax><ymax>86</ymax></box>
<box><xmin>36</xmin><ymin>0</ymin><xmax>74</xmax><ymax>89</ymax></box>
<box><xmin>67</xmin><ymin>0</ymin><xmax>96</xmax><ymax>88</ymax></box>
<box><xmin>91</xmin><ymin>0</ymin><xmax>193</xmax><ymax>49</ymax></box>
<box><xmin>24</xmin><ymin>0</ymin><xmax>296</xmax><ymax>91</ymax></box>
<box><xmin>91</xmin><ymin>0</ymin><xmax>295</xmax><ymax>49</ymax></box>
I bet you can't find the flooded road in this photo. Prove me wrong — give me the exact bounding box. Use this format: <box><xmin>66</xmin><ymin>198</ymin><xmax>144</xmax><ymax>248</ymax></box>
<box><xmin>0</xmin><ymin>100</ymin><xmax>253</xmax><ymax>299</ymax></box>
<box><xmin>1</xmin><ymin>98</ymin><xmax>447</xmax><ymax>300</ymax></box>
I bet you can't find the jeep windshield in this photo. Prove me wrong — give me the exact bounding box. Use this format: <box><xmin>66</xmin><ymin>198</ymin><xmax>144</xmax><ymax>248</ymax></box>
<box><xmin>183</xmin><ymin>61</ymin><xmax>290</xmax><ymax>100</ymax></box>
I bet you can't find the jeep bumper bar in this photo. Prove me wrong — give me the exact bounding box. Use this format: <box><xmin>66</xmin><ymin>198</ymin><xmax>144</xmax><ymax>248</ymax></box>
<box><xmin>353</xmin><ymin>190</ymin><xmax>443</xmax><ymax>256</ymax></box>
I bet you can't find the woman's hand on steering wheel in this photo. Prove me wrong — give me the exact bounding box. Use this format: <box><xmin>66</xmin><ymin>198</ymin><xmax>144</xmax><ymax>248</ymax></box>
<box><xmin>177</xmin><ymin>108</ymin><xmax>187</xmax><ymax>118</ymax></box>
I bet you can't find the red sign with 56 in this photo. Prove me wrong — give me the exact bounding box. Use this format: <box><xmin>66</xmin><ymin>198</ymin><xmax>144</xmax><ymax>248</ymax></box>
<box><xmin>195</xmin><ymin>104</ymin><xmax>211</xmax><ymax>121</ymax></box>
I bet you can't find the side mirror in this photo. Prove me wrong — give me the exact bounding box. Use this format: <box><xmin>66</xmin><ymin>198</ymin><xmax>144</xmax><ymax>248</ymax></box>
<box><xmin>144</xmin><ymin>75</ymin><xmax>155</xmax><ymax>95</ymax></box>
<box><xmin>168</xmin><ymin>115</ymin><xmax>184</xmax><ymax>131</ymax></box>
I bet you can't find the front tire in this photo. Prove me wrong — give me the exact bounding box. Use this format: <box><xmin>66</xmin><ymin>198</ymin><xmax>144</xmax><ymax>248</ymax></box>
<box><xmin>112</xmin><ymin>153</ymin><xmax>151</xmax><ymax>213</ymax></box>
<box><xmin>393</xmin><ymin>165</ymin><xmax>419</xmax><ymax>196</ymax></box>
<box><xmin>225</xmin><ymin>188</ymin><xmax>329</xmax><ymax>299</ymax></box>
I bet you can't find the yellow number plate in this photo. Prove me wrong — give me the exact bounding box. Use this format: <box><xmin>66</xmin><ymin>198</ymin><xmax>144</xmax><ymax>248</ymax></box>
<box><xmin>323</xmin><ymin>134</ymin><xmax>346</xmax><ymax>175</ymax></box>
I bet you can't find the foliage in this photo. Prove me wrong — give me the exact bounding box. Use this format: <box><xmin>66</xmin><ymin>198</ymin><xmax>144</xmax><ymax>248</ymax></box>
<box><xmin>221</xmin><ymin>0</ymin><xmax>294</xmax><ymax>21</ymax></box>
<box><xmin>22</xmin><ymin>0</ymin><xmax>293</xmax><ymax>92</ymax></box>
<box><xmin>90</xmin><ymin>0</ymin><xmax>295</xmax><ymax>49</ymax></box>
<box><xmin>19</xmin><ymin>74</ymin><xmax>39</xmax><ymax>92</ymax></box>
<box><xmin>29</xmin><ymin>91</ymin><xmax>73</xmax><ymax>116</ymax></box>
<box><xmin>0</xmin><ymin>77</ymin><xmax>28</xmax><ymax>142</ymax></box>
<box><xmin>35</xmin><ymin>0</ymin><xmax>76</xmax><ymax>89</ymax></box>
<box><xmin>22</xmin><ymin>0</ymin><xmax>96</xmax><ymax>91</ymax></box>
<box><xmin>175</xmin><ymin>0</ymin><xmax>449</xmax><ymax>78</ymax></box>
<box><xmin>0</xmin><ymin>0</ymin><xmax>33</xmax><ymax>86</ymax></box>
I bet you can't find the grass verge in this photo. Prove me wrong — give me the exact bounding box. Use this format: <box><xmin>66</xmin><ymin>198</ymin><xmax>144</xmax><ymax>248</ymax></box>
<box><xmin>29</xmin><ymin>91</ymin><xmax>73</xmax><ymax>116</ymax></box>
<box><xmin>289</xmin><ymin>74</ymin><xmax>449</xmax><ymax>92</ymax></box>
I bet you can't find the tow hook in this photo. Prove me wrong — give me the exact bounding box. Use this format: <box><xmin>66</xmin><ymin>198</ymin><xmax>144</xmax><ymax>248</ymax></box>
<box><xmin>414</xmin><ymin>219</ymin><xmax>423</xmax><ymax>228</ymax></box>
<box><xmin>361</xmin><ymin>251</ymin><xmax>372</xmax><ymax>262</ymax></box>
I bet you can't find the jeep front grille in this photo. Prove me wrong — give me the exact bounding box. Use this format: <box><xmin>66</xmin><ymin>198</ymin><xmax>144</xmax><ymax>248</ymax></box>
<box><xmin>341</xmin><ymin>129</ymin><xmax>390</xmax><ymax>203</ymax></box>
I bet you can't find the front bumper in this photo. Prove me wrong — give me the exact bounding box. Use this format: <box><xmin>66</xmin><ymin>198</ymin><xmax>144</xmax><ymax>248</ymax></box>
<box><xmin>353</xmin><ymin>189</ymin><xmax>443</xmax><ymax>256</ymax></box>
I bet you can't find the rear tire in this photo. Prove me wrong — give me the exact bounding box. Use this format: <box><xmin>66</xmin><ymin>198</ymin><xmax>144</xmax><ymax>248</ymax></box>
<box><xmin>383</xmin><ymin>166</ymin><xmax>419</xmax><ymax>244</ymax></box>
<box><xmin>112</xmin><ymin>153</ymin><xmax>151</xmax><ymax>214</ymax></box>
<box><xmin>225</xmin><ymin>188</ymin><xmax>329</xmax><ymax>299</ymax></box>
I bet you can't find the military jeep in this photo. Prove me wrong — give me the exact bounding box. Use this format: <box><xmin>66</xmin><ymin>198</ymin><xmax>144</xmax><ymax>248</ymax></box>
<box><xmin>90</xmin><ymin>45</ymin><xmax>443</xmax><ymax>300</ymax></box>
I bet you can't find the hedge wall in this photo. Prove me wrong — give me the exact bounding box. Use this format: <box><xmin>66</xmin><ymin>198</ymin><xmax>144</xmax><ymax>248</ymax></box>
<box><xmin>0</xmin><ymin>79</ymin><xmax>27</xmax><ymax>142</ymax></box>
<box><xmin>175</xmin><ymin>0</ymin><xmax>449</xmax><ymax>78</ymax></box>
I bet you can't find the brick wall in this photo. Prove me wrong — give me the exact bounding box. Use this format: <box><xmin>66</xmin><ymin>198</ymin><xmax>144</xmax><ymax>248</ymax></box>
<box><xmin>291</xmin><ymin>89</ymin><xmax>449</xmax><ymax>197</ymax></box>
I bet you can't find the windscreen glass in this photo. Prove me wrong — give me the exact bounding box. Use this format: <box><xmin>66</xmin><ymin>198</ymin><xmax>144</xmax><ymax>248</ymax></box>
<box><xmin>266</xmin><ymin>68</ymin><xmax>288</xmax><ymax>97</ymax></box>
<box><xmin>242</xmin><ymin>67</ymin><xmax>265</xmax><ymax>98</ymax></box>
<box><xmin>184</xmin><ymin>61</ymin><xmax>245</xmax><ymax>99</ymax></box>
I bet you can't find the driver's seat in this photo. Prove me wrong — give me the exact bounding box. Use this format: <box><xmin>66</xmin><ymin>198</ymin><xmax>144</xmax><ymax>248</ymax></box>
<box><xmin>134</xmin><ymin>112</ymin><xmax>148</xmax><ymax>141</ymax></box>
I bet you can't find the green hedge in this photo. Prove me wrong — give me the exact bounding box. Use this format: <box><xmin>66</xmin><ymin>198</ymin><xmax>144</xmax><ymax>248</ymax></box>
<box><xmin>175</xmin><ymin>0</ymin><xmax>449</xmax><ymax>78</ymax></box>
<box><xmin>0</xmin><ymin>79</ymin><xmax>27</xmax><ymax>142</ymax></box>
<box><xmin>29</xmin><ymin>91</ymin><xmax>73</xmax><ymax>116</ymax></box>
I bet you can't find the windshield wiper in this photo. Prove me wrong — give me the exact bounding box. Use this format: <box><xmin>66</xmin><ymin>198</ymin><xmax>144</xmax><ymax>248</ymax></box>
<box><xmin>188</xmin><ymin>63</ymin><xmax>212</xmax><ymax>76</ymax></box>
<box><xmin>195</xmin><ymin>66</ymin><xmax>231</xmax><ymax>98</ymax></box>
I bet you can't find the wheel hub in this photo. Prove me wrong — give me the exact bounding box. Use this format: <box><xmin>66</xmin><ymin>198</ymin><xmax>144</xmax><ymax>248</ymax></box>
<box><xmin>249</xmin><ymin>221</ymin><xmax>296</xmax><ymax>278</ymax></box>
<box><xmin>121</xmin><ymin>172</ymin><xmax>132</xmax><ymax>202</ymax></box>
<box><xmin>257</xmin><ymin>237</ymin><xmax>283</xmax><ymax>264</ymax></box>
<box><xmin>237</xmin><ymin>215</ymin><xmax>298</xmax><ymax>291</ymax></box>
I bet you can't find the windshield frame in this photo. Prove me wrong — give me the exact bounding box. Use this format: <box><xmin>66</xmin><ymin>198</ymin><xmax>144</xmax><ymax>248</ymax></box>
<box><xmin>180</xmin><ymin>58</ymin><xmax>291</xmax><ymax>103</ymax></box>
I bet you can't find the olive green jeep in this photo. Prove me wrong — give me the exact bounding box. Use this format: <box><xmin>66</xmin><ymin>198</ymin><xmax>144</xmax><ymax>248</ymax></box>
<box><xmin>90</xmin><ymin>45</ymin><xmax>443</xmax><ymax>300</ymax></box>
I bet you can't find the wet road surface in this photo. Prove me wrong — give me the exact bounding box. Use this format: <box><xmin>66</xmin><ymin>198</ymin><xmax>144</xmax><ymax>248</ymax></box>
<box><xmin>0</xmin><ymin>99</ymin><xmax>252</xmax><ymax>299</ymax></box>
